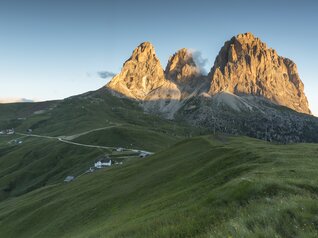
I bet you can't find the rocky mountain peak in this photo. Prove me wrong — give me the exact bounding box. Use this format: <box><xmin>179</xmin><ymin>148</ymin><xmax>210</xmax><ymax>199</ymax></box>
<box><xmin>107</xmin><ymin>42</ymin><xmax>168</xmax><ymax>100</ymax></box>
<box><xmin>165</xmin><ymin>48</ymin><xmax>200</xmax><ymax>82</ymax></box>
<box><xmin>236</xmin><ymin>32</ymin><xmax>256</xmax><ymax>41</ymax></box>
<box><xmin>106</xmin><ymin>34</ymin><xmax>311</xmax><ymax>116</ymax></box>
<box><xmin>208</xmin><ymin>33</ymin><xmax>310</xmax><ymax>114</ymax></box>
<box><xmin>129</xmin><ymin>41</ymin><xmax>156</xmax><ymax>63</ymax></box>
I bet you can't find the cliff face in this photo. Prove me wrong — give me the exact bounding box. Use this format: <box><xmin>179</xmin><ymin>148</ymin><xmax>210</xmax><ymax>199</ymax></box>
<box><xmin>165</xmin><ymin>48</ymin><xmax>200</xmax><ymax>83</ymax></box>
<box><xmin>107</xmin><ymin>42</ymin><xmax>169</xmax><ymax>100</ymax></box>
<box><xmin>208</xmin><ymin>33</ymin><xmax>310</xmax><ymax>114</ymax></box>
<box><xmin>107</xmin><ymin>33</ymin><xmax>311</xmax><ymax>115</ymax></box>
<box><xmin>165</xmin><ymin>48</ymin><xmax>209</xmax><ymax>98</ymax></box>
<box><xmin>104</xmin><ymin>33</ymin><xmax>316</xmax><ymax>143</ymax></box>
<box><xmin>107</xmin><ymin>42</ymin><xmax>183</xmax><ymax>118</ymax></box>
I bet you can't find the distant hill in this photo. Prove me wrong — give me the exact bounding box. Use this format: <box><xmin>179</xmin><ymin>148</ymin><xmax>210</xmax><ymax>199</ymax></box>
<box><xmin>0</xmin><ymin>89</ymin><xmax>199</xmax><ymax>200</ymax></box>
<box><xmin>0</xmin><ymin>98</ymin><xmax>34</xmax><ymax>104</ymax></box>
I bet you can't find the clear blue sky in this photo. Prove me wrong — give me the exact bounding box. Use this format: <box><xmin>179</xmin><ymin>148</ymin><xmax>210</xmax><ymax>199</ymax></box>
<box><xmin>0</xmin><ymin>0</ymin><xmax>317</xmax><ymax>115</ymax></box>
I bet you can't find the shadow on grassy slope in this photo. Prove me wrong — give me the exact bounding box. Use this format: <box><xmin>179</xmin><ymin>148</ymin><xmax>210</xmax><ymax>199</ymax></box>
<box><xmin>0</xmin><ymin>136</ymin><xmax>317</xmax><ymax>237</ymax></box>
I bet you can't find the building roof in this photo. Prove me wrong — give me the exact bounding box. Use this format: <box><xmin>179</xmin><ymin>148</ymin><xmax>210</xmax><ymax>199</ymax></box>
<box><xmin>99</xmin><ymin>159</ymin><xmax>112</xmax><ymax>163</ymax></box>
<box><xmin>64</xmin><ymin>176</ymin><xmax>75</xmax><ymax>182</ymax></box>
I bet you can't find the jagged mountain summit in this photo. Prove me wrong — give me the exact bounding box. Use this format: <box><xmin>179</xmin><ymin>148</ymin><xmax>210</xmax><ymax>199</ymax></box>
<box><xmin>165</xmin><ymin>48</ymin><xmax>201</xmax><ymax>82</ymax></box>
<box><xmin>165</xmin><ymin>48</ymin><xmax>209</xmax><ymax>99</ymax></box>
<box><xmin>208</xmin><ymin>32</ymin><xmax>310</xmax><ymax>114</ymax></box>
<box><xmin>107</xmin><ymin>44</ymin><xmax>203</xmax><ymax>100</ymax></box>
<box><xmin>107</xmin><ymin>33</ymin><xmax>310</xmax><ymax>116</ymax></box>
<box><xmin>106</xmin><ymin>33</ymin><xmax>317</xmax><ymax>142</ymax></box>
<box><xmin>107</xmin><ymin>42</ymin><xmax>169</xmax><ymax>100</ymax></box>
<box><xmin>107</xmin><ymin>43</ymin><xmax>206</xmax><ymax>118</ymax></box>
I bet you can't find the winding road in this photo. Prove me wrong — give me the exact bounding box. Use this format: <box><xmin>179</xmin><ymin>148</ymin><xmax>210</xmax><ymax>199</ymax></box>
<box><xmin>16</xmin><ymin>126</ymin><xmax>154</xmax><ymax>154</ymax></box>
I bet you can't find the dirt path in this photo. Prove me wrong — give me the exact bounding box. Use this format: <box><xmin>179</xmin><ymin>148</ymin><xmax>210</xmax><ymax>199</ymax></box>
<box><xmin>57</xmin><ymin>138</ymin><xmax>116</xmax><ymax>150</ymax></box>
<box><xmin>59</xmin><ymin>125</ymin><xmax>121</xmax><ymax>140</ymax></box>
<box><xmin>16</xmin><ymin>128</ymin><xmax>154</xmax><ymax>154</ymax></box>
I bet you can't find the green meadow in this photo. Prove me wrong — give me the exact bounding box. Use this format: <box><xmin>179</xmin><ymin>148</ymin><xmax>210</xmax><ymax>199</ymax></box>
<box><xmin>0</xmin><ymin>135</ymin><xmax>317</xmax><ymax>237</ymax></box>
<box><xmin>1</xmin><ymin>91</ymin><xmax>318</xmax><ymax>237</ymax></box>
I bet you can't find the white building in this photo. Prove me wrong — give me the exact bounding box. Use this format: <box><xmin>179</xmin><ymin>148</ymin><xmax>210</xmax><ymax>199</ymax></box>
<box><xmin>6</xmin><ymin>129</ymin><xmax>15</xmax><ymax>135</ymax></box>
<box><xmin>139</xmin><ymin>151</ymin><xmax>152</xmax><ymax>158</ymax></box>
<box><xmin>0</xmin><ymin>129</ymin><xmax>15</xmax><ymax>135</ymax></box>
<box><xmin>94</xmin><ymin>159</ymin><xmax>112</xmax><ymax>169</ymax></box>
<box><xmin>64</xmin><ymin>176</ymin><xmax>75</xmax><ymax>182</ymax></box>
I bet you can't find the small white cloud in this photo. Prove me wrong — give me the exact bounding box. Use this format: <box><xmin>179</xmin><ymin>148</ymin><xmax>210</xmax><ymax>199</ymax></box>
<box><xmin>0</xmin><ymin>97</ymin><xmax>35</xmax><ymax>103</ymax></box>
<box><xmin>97</xmin><ymin>71</ymin><xmax>116</xmax><ymax>79</ymax></box>
<box><xmin>189</xmin><ymin>50</ymin><xmax>209</xmax><ymax>75</ymax></box>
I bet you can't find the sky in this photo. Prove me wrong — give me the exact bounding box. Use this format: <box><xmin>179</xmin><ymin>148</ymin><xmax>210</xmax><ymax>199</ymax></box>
<box><xmin>0</xmin><ymin>0</ymin><xmax>317</xmax><ymax>115</ymax></box>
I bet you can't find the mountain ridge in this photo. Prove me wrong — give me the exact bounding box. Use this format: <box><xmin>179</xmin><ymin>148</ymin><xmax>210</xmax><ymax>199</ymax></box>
<box><xmin>105</xmin><ymin>33</ymin><xmax>318</xmax><ymax>143</ymax></box>
<box><xmin>106</xmin><ymin>32</ymin><xmax>311</xmax><ymax>116</ymax></box>
<box><xmin>208</xmin><ymin>32</ymin><xmax>310</xmax><ymax>114</ymax></box>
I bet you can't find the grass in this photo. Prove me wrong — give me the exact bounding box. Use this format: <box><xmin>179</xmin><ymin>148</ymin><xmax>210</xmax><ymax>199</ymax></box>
<box><xmin>14</xmin><ymin>90</ymin><xmax>199</xmax><ymax>137</ymax></box>
<box><xmin>0</xmin><ymin>90</ymin><xmax>202</xmax><ymax>200</ymax></box>
<box><xmin>0</xmin><ymin>101</ymin><xmax>58</xmax><ymax>129</ymax></box>
<box><xmin>0</xmin><ymin>135</ymin><xmax>317</xmax><ymax>237</ymax></box>
<box><xmin>0</xmin><ymin>136</ymin><xmax>105</xmax><ymax>200</ymax></box>
<box><xmin>0</xmin><ymin>90</ymin><xmax>199</xmax><ymax>138</ymax></box>
<box><xmin>1</xmin><ymin>90</ymin><xmax>318</xmax><ymax>237</ymax></box>
<box><xmin>73</xmin><ymin>124</ymin><xmax>181</xmax><ymax>152</ymax></box>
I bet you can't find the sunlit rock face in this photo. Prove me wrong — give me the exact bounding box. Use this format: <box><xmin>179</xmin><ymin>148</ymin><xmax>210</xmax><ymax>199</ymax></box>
<box><xmin>165</xmin><ymin>48</ymin><xmax>200</xmax><ymax>82</ymax></box>
<box><xmin>107</xmin><ymin>42</ymin><xmax>171</xmax><ymax>100</ymax></box>
<box><xmin>165</xmin><ymin>48</ymin><xmax>209</xmax><ymax>100</ymax></box>
<box><xmin>105</xmin><ymin>34</ymin><xmax>316</xmax><ymax>142</ymax></box>
<box><xmin>107</xmin><ymin>33</ymin><xmax>311</xmax><ymax>116</ymax></box>
<box><xmin>106</xmin><ymin>42</ymin><xmax>183</xmax><ymax>118</ymax></box>
<box><xmin>208</xmin><ymin>32</ymin><xmax>310</xmax><ymax>114</ymax></box>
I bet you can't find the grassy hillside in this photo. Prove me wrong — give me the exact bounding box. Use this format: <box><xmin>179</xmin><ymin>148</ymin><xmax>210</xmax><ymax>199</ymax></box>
<box><xmin>0</xmin><ymin>89</ymin><xmax>198</xmax><ymax>137</ymax></box>
<box><xmin>0</xmin><ymin>101</ymin><xmax>58</xmax><ymax>129</ymax></box>
<box><xmin>0</xmin><ymin>136</ymin><xmax>105</xmax><ymax>200</ymax></box>
<box><xmin>72</xmin><ymin>125</ymin><xmax>181</xmax><ymax>152</ymax></box>
<box><xmin>0</xmin><ymin>135</ymin><xmax>317</xmax><ymax>237</ymax></box>
<box><xmin>11</xmin><ymin>89</ymin><xmax>198</xmax><ymax>137</ymax></box>
<box><xmin>0</xmin><ymin>89</ymin><xmax>199</xmax><ymax>200</ymax></box>
<box><xmin>0</xmin><ymin>124</ymin><xmax>182</xmax><ymax>200</ymax></box>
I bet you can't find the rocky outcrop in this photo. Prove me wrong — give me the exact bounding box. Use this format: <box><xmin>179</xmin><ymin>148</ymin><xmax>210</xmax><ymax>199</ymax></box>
<box><xmin>106</xmin><ymin>42</ymin><xmax>183</xmax><ymax>118</ymax></box>
<box><xmin>107</xmin><ymin>42</ymin><xmax>170</xmax><ymax>100</ymax></box>
<box><xmin>107</xmin><ymin>33</ymin><xmax>311</xmax><ymax>116</ymax></box>
<box><xmin>104</xmin><ymin>34</ymin><xmax>316</xmax><ymax>143</ymax></box>
<box><xmin>165</xmin><ymin>48</ymin><xmax>200</xmax><ymax>82</ymax></box>
<box><xmin>177</xmin><ymin>92</ymin><xmax>318</xmax><ymax>143</ymax></box>
<box><xmin>208</xmin><ymin>32</ymin><xmax>310</xmax><ymax>114</ymax></box>
<box><xmin>165</xmin><ymin>48</ymin><xmax>209</xmax><ymax>100</ymax></box>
